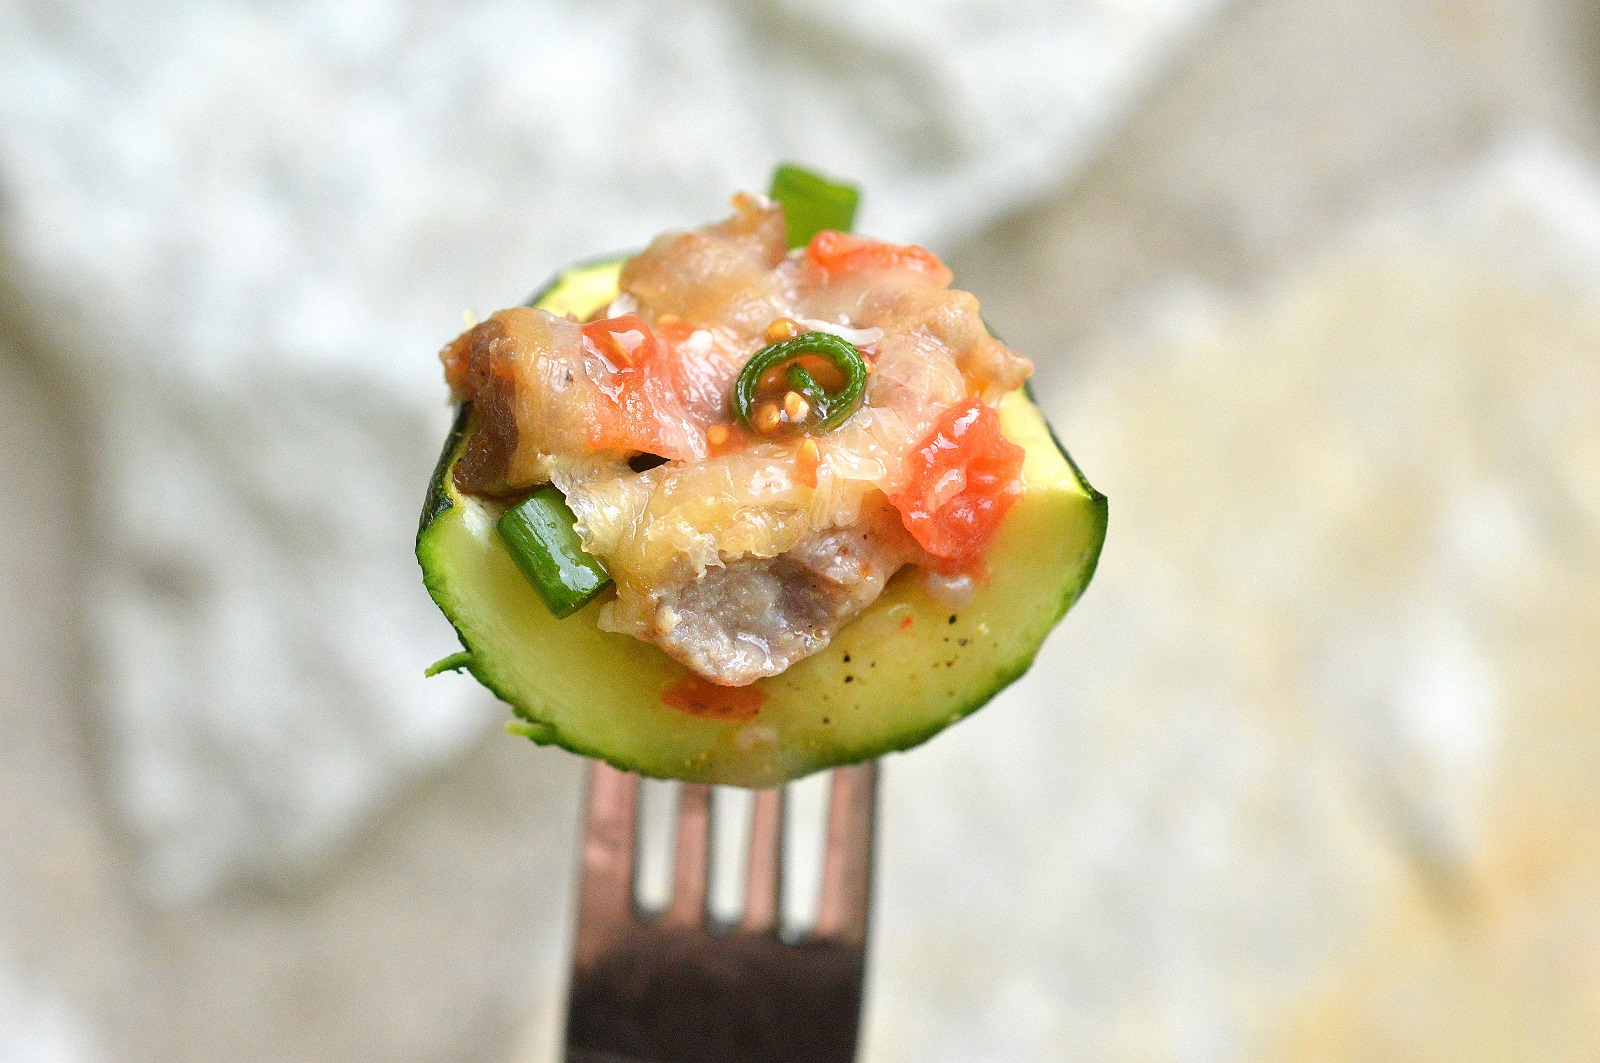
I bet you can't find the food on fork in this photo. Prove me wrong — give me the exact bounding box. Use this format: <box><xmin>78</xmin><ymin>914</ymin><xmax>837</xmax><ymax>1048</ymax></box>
<box><xmin>417</xmin><ymin>165</ymin><xmax>1106</xmax><ymax>786</ymax></box>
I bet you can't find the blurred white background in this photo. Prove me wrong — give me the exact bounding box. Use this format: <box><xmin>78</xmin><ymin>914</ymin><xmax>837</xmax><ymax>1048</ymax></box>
<box><xmin>3</xmin><ymin>0</ymin><xmax>1600</xmax><ymax>1060</ymax></box>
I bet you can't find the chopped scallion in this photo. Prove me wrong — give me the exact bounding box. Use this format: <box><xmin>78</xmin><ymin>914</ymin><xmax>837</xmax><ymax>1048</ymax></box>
<box><xmin>496</xmin><ymin>487</ymin><xmax>611</xmax><ymax>618</ymax></box>
<box><xmin>769</xmin><ymin>164</ymin><xmax>859</xmax><ymax>249</ymax></box>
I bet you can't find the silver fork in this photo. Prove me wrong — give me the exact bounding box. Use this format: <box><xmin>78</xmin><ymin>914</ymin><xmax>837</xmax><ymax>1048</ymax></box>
<box><xmin>562</xmin><ymin>761</ymin><xmax>879</xmax><ymax>1063</ymax></box>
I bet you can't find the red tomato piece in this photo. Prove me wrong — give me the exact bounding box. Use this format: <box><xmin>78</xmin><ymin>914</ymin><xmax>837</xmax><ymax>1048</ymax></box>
<box><xmin>889</xmin><ymin>398</ymin><xmax>1024</xmax><ymax>570</ymax></box>
<box><xmin>805</xmin><ymin>230</ymin><xmax>953</xmax><ymax>286</ymax></box>
<box><xmin>581</xmin><ymin>313</ymin><xmax>657</xmax><ymax>370</ymax></box>
<box><xmin>579</xmin><ymin>314</ymin><xmax>696</xmax><ymax>458</ymax></box>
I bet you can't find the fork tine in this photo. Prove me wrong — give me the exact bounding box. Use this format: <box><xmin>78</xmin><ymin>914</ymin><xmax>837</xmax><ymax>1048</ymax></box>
<box><xmin>662</xmin><ymin>782</ymin><xmax>712</xmax><ymax>926</ymax></box>
<box><xmin>812</xmin><ymin>762</ymin><xmax>879</xmax><ymax>945</ymax></box>
<box><xmin>570</xmin><ymin>762</ymin><xmax>639</xmax><ymax>966</ymax></box>
<box><xmin>566</xmin><ymin>765</ymin><xmax>877</xmax><ymax>1063</ymax></box>
<box><xmin>740</xmin><ymin>787</ymin><xmax>784</xmax><ymax>934</ymax></box>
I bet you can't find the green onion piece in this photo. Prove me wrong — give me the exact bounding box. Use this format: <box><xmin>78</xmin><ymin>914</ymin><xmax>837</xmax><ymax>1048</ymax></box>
<box><xmin>733</xmin><ymin>331</ymin><xmax>868</xmax><ymax>433</ymax></box>
<box><xmin>769</xmin><ymin>164</ymin><xmax>860</xmax><ymax>249</ymax></box>
<box><xmin>496</xmin><ymin>486</ymin><xmax>611</xmax><ymax>619</ymax></box>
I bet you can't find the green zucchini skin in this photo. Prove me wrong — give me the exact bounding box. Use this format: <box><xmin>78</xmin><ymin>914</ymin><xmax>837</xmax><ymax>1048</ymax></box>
<box><xmin>417</xmin><ymin>264</ymin><xmax>1107</xmax><ymax>786</ymax></box>
<box><xmin>419</xmin><ymin>402</ymin><xmax>470</xmax><ymax>538</ymax></box>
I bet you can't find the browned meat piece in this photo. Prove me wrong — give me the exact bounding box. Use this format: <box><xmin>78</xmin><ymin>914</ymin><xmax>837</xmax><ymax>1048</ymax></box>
<box><xmin>613</xmin><ymin>499</ymin><xmax>917</xmax><ymax>686</ymax></box>
<box><xmin>620</xmin><ymin>193</ymin><xmax>790</xmax><ymax>336</ymax></box>
<box><xmin>441</xmin><ymin>307</ymin><xmax>596</xmax><ymax>497</ymax></box>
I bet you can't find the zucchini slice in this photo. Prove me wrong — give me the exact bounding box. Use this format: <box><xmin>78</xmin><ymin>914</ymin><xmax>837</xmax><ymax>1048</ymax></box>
<box><xmin>417</xmin><ymin>263</ymin><xmax>1106</xmax><ymax>786</ymax></box>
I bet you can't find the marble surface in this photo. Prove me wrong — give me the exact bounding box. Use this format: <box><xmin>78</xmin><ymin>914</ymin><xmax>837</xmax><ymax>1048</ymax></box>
<box><xmin>883</xmin><ymin>141</ymin><xmax>1600</xmax><ymax>1061</ymax></box>
<box><xmin>4</xmin><ymin>0</ymin><xmax>1600</xmax><ymax>1061</ymax></box>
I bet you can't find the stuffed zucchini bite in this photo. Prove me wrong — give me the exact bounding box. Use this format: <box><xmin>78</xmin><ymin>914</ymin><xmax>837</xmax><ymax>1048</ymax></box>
<box><xmin>418</xmin><ymin>167</ymin><xmax>1106</xmax><ymax>786</ymax></box>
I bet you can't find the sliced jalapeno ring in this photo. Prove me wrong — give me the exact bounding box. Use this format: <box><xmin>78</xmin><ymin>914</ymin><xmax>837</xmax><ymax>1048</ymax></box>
<box><xmin>786</xmin><ymin>362</ymin><xmax>825</xmax><ymax>404</ymax></box>
<box><xmin>733</xmin><ymin>331</ymin><xmax>868</xmax><ymax>434</ymax></box>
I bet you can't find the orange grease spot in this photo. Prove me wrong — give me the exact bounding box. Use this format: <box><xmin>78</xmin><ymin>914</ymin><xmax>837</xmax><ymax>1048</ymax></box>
<box><xmin>796</xmin><ymin>438</ymin><xmax>821</xmax><ymax>489</ymax></box>
<box><xmin>705</xmin><ymin>422</ymin><xmax>751</xmax><ymax>456</ymax></box>
<box><xmin>661</xmin><ymin>675</ymin><xmax>766</xmax><ymax>722</ymax></box>
<box><xmin>898</xmin><ymin>615</ymin><xmax>915</xmax><ymax>631</ymax></box>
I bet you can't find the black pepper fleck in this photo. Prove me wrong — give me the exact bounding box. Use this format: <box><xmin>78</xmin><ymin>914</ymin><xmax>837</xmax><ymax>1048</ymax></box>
<box><xmin>842</xmin><ymin>654</ymin><xmax>851</xmax><ymax>663</ymax></box>
<box><xmin>844</xmin><ymin>675</ymin><xmax>855</xmax><ymax>684</ymax></box>
<box><xmin>948</xmin><ymin>615</ymin><xmax>958</xmax><ymax>624</ymax></box>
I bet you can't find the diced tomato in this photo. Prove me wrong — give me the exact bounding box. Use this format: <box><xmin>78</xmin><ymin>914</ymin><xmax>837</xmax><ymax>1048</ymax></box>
<box><xmin>805</xmin><ymin>230</ymin><xmax>953</xmax><ymax>286</ymax></box>
<box><xmin>579</xmin><ymin>314</ymin><xmax>698</xmax><ymax>458</ymax></box>
<box><xmin>650</xmin><ymin>314</ymin><xmax>696</xmax><ymax>345</ymax></box>
<box><xmin>661</xmin><ymin>675</ymin><xmax>767</xmax><ymax>721</ymax></box>
<box><xmin>581</xmin><ymin>313</ymin><xmax>657</xmax><ymax>370</ymax></box>
<box><xmin>889</xmin><ymin>399</ymin><xmax>1024</xmax><ymax>570</ymax></box>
